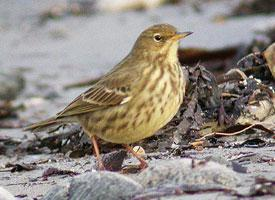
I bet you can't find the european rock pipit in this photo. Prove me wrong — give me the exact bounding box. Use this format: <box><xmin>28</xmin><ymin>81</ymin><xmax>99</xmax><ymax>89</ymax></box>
<box><xmin>25</xmin><ymin>24</ymin><xmax>192</xmax><ymax>170</ymax></box>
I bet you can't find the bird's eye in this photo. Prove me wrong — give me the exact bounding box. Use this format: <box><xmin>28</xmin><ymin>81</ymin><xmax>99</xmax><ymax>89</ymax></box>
<box><xmin>153</xmin><ymin>34</ymin><xmax>162</xmax><ymax>42</ymax></box>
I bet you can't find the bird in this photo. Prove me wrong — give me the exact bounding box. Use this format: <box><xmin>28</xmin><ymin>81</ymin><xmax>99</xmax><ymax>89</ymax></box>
<box><xmin>25</xmin><ymin>24</ymin><xmax>192</xmax><ymax>170</ymax></box>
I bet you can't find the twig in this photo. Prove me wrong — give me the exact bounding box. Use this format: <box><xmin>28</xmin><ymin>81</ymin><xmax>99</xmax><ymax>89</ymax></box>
<box><xmin>196</xmin><ymin>123</ymin><xmax>274</xmax><ymax>141</ymax></box>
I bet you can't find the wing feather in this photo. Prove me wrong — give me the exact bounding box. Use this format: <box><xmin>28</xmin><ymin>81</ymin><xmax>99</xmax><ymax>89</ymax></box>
<box><xmin>56</xmin><ymin>85</ymin><xmax>130</xmax><ymax>118</ymax></box>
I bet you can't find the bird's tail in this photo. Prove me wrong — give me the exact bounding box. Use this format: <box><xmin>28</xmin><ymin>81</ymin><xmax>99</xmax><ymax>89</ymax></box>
<box><xmin>24</xmin><ymin>117</ymin><xmax>67</xmax><ymax>133</ymax></box>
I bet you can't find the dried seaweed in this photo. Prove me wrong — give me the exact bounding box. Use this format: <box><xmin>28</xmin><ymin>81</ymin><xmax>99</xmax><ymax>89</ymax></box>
<box><xmin>231</xmin><ymin>0</ymin><xmax>275</xmax><ymax>16</ymax></box>
<box><xmin>171</xmin><ymin>64</ymin><xmax>223</xmax><ymax>146</ymax></box>
<box><xmin>174</xmin><ymin>43</ymin><xmax>275</xmax><ymax>149</ymax></box>
<box><xmin>178</xmin><ymin>46</ymin><xmax>239</xmax><ymax>72</ymax></box>
<box><xmin>42</xmin><ymin>167</ymin><xmax>79</xmax><ymax>180</ymax></box>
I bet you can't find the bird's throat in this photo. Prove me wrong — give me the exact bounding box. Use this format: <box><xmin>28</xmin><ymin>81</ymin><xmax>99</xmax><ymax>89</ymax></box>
<box><xmin>166</xmin><ymin>42</ymin><xmax>180</xmax><ymax>64</ymax></box>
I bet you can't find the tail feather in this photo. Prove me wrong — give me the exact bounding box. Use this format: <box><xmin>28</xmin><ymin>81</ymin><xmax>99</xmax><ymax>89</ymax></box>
<box><xmin>24</xmin><ymin>117</ymin><xmax>64</xmax><ymax>133</ymax></box>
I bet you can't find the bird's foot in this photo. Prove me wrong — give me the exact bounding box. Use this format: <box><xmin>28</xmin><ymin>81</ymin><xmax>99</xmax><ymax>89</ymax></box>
<box><xmin>138</xmin><ymin>160</ymin><xmax>148</xmax><ymax>170</ymax></box>
<box><xmin>121</xmin><ymin>144</ymin><xmax>148</xmax><ymax>173</ymax></box>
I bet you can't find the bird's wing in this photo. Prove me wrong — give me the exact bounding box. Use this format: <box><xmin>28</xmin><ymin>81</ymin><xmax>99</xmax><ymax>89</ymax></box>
<box><xmin>56</xmin><ymin>64</ymin><xmax>140</xmax><ymax>118</ymax></box>
<box><xmin>56</xmin><ymin>84</ymin><xmax>131</xmax><ymax>118</ymax></box>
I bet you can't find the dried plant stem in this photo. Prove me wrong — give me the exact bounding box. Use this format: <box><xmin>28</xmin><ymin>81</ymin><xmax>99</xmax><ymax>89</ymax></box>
<box><xmin>196</xmin><ymin>123</ymin><xmax>274</xmax><ymax>141</ymax></box>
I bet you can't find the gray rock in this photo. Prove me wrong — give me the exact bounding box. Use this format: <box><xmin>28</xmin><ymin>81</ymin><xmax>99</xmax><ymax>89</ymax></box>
<box><xmin>135</xmin><ymin>159</ymin><xmax>240</xmax><ymax>188</ymax></box>
<box><xmin>0</xmin><ymin>70</ymin><xmax>25</xmax><ymax>101</ymax></box>
<box><xmin>42</xmin><ymin>185</ymin><xmax>68</xmax><ymax>200</ymax></box>
<box><xmin>43</xmin><ymin>172</ymin><xmax>143</xmax><ymax>200</ymax></box>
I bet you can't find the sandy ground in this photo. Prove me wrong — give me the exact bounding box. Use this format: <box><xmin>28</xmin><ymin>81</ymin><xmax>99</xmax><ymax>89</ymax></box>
<box><xmin>1</xmin><ymin>145</ymin><xmax>275</xmax><ymax>199</ymax></box>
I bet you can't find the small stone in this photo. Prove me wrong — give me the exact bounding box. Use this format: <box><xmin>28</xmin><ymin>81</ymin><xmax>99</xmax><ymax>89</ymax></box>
<box><xmin>100</xmin><ymin>150</ymin><xmax>127</xmax><ymax>171</ymax></box>
<box><xmin>133</xmin><ymin>146</ymin><xmax>146</xmax><ymax>156</ymax></box>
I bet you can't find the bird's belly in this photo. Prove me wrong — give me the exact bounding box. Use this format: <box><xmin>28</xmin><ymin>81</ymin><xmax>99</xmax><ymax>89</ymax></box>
<box><xmin>80</xmin><ymin>65</ymin><xmax>184</xmax><ymax>144</ymax></box>
<box><xmin>93</xmin><ymin>91</ymin><xmax>181</xmax><ymax>144</ymax></box>
<box><xmin>131</xmin><ymin>93</ymin><xmax>181</xmax><ymax>141</ymax></box>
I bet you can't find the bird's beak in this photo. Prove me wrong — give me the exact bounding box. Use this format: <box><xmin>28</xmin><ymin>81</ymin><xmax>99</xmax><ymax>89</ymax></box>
<box><xmin>171</xmin><ymin>32</ymin><xmax>193</xmax><ymax>41</ymax></box>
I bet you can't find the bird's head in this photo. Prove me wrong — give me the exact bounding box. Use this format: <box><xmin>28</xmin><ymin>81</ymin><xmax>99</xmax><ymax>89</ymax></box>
<box><xmin>131</xmin><ymin>24</ymin><xmax>192</xmax><ymax>61</ymax></box>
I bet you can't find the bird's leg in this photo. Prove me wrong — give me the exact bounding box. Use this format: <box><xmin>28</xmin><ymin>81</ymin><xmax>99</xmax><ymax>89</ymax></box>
<box><xmin>123</xmin><ymin>144</ymin><xmax>148</xmax><ymax>169</ymax></box>
<box><xmin>91</xmin><ymin>135</ymin><xmax>105</xmax><ymax>170</ymax></box>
